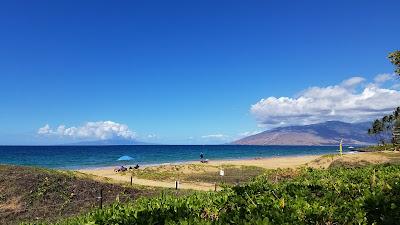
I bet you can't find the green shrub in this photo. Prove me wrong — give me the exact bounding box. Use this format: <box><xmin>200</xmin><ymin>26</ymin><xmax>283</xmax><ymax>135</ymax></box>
<box><xmin>49</xmin><ymin>164</ymin><xmax>400</xmax><ymax>225</ymax></box>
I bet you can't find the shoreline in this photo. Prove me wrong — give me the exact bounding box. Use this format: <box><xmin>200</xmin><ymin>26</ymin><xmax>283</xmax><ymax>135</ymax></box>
<box><xmin>77</xmin><ymin>154</ymin><xmax>328</xmax><ymax>191</ymax></box>
<box><xmin>76</xmin><ymin>151</ymin><xmax>361</xmax><ymax>171</ymax></box>
<box><xmin>74</xmin><ymin>151</ymin><xmax>400</xmax><ymax>191</ymax></box>
<box><xmin>77</xmin><ymin>153</ymin><xmax>332</xmax><ymax>173</ymax></box>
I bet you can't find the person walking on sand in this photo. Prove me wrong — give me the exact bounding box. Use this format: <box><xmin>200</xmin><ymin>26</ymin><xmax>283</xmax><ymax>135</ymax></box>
<box><xmin>200</xmin><ymin>152</ymin><xmax>204</xmax><ymax>161</ymax></box>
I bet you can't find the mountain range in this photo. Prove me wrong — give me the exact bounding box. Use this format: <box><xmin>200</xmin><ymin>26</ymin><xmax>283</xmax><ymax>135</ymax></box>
<box><xmin>233</xmin><ymin>121</ymin><xmax>375</xmax><ymax>146</ymax></box>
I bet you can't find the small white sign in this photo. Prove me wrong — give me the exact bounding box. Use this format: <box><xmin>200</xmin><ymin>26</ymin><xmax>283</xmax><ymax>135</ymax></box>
<box><xmin>219</xmin><ymin>170</ymin><xmax>224</xmax><ymax>176</ymax></box>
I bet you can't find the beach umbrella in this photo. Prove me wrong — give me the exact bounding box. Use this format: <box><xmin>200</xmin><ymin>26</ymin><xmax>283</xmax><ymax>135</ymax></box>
<box><xmin>117</xmin><ymin>155</ymin><xmax>134</xmax><ymax>161</ymax></box>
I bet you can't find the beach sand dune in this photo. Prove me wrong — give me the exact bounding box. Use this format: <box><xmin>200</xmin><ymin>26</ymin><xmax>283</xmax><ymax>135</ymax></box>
<box><xmin>78</xmin><ymin>155</ymin><xmax>322</xmax><ymax>191</ymax></box>
<box><xmin>79</xmin><ymin>152</ymin><xmax>400</xmax><ymax>191</ymax></box>
<box><xmin>205</xmin><ymin>155</ymin><xmax>320</xmax><ymax>169</ymax></box>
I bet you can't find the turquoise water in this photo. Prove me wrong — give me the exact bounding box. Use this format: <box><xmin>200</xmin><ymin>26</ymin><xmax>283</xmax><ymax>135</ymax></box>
<box><xmin>0</xmin><ymin>145</ymin><xmax>344</xmax><ymax>169</ymax></box>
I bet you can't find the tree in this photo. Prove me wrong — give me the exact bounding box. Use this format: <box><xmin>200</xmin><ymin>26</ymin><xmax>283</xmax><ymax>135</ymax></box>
<box><xmin>381</xmin><ymin>115</ymin><xmax>393</xmax><ymax>144</ymax></box>
<box><xmin>366</xmin><ymin>52</ymin><xmax>400</xmax><ymax>148</ymax></box>
<box><xmin>393</xmin><ymin>107</ymin><xmax>400</xmax><ymax>147</ymax></box>
<box><xmin>388</xmin><ymin>50</ymin><xmax>400</xmax><ymax>76</ymax></box>
<box><xmin>371</xmin><ymin>119</ymin><xmax>384</xmax><ymax>144</ymax></box>
<box><xmin>388</xmin><ymin>51</ymin><xmax>400</xmax><ymax>148</ymax></box>
<box><xmin>394</xmin><ymin>107</ymin><xmax>400</xmax><ymax>119</ymax></box>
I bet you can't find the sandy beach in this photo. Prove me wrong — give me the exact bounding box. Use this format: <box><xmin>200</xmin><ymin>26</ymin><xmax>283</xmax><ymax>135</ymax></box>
<box><xmin>204</xmin><ymin>155</ymin><xmax>321</xmax><ymax>169</ymax></box>
<box><xmin>77</xmin><ymin>154</ymin><xmax>329</xmax><ymax>191</ymax></box>
<box><xmin>77</xmin><ymin>151</ymin><xmax>400</xmax><ymax>191</ymax></box>
<box><xmin>74</xmin><ymin>155</ymin><xmax>344</xmax><ymax>190</ymax></box>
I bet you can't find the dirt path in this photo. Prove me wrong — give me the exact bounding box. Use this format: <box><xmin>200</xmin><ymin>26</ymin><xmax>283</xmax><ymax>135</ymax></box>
<box><xmin>79</xmin><ymin>169</ymin><xmax>218</xmax><ymax>191</ymax></box>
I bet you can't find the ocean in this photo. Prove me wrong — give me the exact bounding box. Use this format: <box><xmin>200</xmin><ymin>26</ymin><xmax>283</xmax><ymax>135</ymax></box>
<box><xmin>0</xmin><ymin>145</ymin><xmax>344</xmax><ymax>169</ymax></box>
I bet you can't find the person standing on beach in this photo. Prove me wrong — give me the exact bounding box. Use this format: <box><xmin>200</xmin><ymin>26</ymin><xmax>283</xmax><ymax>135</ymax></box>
<box><xmin>200</xmin><ymin>152</ymin><xmax>204</xmax><ymax>161</ymax></box>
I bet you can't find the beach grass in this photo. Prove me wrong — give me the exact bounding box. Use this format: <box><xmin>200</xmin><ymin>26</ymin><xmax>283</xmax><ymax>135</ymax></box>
<box><xmin>357</xmin><ymin>143</ymin><xmax>399</xmax><ymax>152</ymax></box>
<box><xmin>129</xmin><ymin>164</ymin><xmax>266</xmax><ymax>185</ymax></box>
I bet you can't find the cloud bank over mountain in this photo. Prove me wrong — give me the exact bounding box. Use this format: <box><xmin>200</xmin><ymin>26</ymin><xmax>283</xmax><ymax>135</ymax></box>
<box><xmin>251</xmin><ymin>74</ymin><xmax>400</xmax><ymax>127</ymax></box>
<box><xmin>38</xmin><ymin>121</ymin><xmax>136</xmax><ymax>141</ymax></box>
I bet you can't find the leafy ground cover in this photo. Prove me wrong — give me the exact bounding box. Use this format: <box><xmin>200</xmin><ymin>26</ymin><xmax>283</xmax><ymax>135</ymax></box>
<box><xmin>0</xmin><ymin>165</ymin><xmax>192</xmax><ymax>225</ymax></box>
<box><xmin>53</xmin><ymin>163</ymin><xmax>400</xmax><ymax>225</ymax></box>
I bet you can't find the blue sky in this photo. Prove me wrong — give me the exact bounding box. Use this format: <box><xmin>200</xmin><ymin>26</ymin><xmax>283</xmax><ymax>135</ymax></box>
<box><xmin>0</xmin><ymin>0</ymin><xmax>400</xmax><ymax>145</ymax></box>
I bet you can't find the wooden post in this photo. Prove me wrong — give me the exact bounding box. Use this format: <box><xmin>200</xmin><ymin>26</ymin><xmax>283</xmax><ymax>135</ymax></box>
<box><xmin>130</xmin><ymin>176</ymin><xmax>133</xmax><ymax>186</ymax></box>
<box><xmin>219</xmin><ymin>169</ymin><xmax>224</xmax><ymax>184</ymax></box>
<box><xmin>214</xmin><ymin>183</ymin><xmax>217</xmax><ymax>192</ymax></box>
<box><xmin>99</xmin><ymin>189</ymin><xmax>103</xmax><ymax>209</ymax></box>
<box><xmin>175</xmin><ymin>181</ymin><xmax>179</xmax><ymax>190</ymax></box>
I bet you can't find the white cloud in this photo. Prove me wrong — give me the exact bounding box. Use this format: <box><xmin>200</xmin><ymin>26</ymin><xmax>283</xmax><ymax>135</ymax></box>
<box><xmin>201</xmin><ymin>134</ymin><xmax>229</xmax><ymax>139</ymax></box>
<box><xmin>392</xmin><ymin>83</ymin><xmax>400</xmax><ymax>90</ymax></box>
<box><xmin>146</xmin><ymin>134</ymin><xmax>157</xmax><ymax>139</ymax></box>
<box><xmin>37</xmin><ymin>121</ymin><xmax>136</xmax><ymax>140</ymax></box>
<box><xmin>38</xmin><ymin>124</ymin><xmax>51</xmax><ymax>134</ymax></box>
<box><xmin>341</xmin><ymin>76</ymin><xmax>365</xmax><ymax>87</ymax></box>
<box><xmin>251</xmin><ymin>75</ymin><xmax>400</xmax><ymax>127</ymax></box>
<box><xmin>374</xmin><ymin>73</ymin><xmax>394</xmax><ymax>84</ymax></box>
<box><xmin>238</xmin><ymin>130</ymin><xmax>262</xmax><ymax>137</ymax></box>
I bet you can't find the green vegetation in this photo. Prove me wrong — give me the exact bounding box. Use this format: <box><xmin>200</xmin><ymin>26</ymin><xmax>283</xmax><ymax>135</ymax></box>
<box><xmin>319</xmin><ymin>153</ymin><xmax>339</xmax><ymax>158</ymax></box>
<box><xmin>184</xmin><ymin>166</ymin><xmax>265</xmax><ymax>184</ymax></box>
<box><xmin>0</xmin><ymin>165</ymin><xmax>189</xmax><ymax>225</ymax></box>
<box><xmin>388</xmin><ymin>50</ymin><xmax>400</xmax><ymax>76</ymax></box>
<box><xmin>368</xmin><ymin>107</ymin><xmax>400</xmax><ymax>146</ymax></box>
<box><xmin>51</xmin><ymin>163</ymin><xmax>400</xmax><ymax>225</ymax></box>
<box><xmin>366</xmin><ymin>51</ymin><xmax>400</xmax><ymax>148</ymax></box>
<box><xmin>130</xmin><ymin>164</ymin><xmax>266</xmax><ymax>185</ymax></box>
<box><xmin>358</xmin><ymin>144</ymin><xmax>398</xmax><ymax>152</ymax></box>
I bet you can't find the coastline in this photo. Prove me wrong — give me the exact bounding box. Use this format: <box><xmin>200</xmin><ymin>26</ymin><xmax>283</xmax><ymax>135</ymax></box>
<box><xmin>77</xmin><ymin>150</ymin><xmax>363</xmax><ymax>171</ymax></box>
<box><xmin>74</xmin><ymin>151</ymin><xmax>400</xmax><ymax>191</ymax></box>
<box><xmin>77</xmin><ymin>154</ymin><xmax>326</xmax><ymax>191</ymax></box>
<box><xmin>77</xmin><ymin>154</ymin><xmax>328</xmax><ymax>172</ymax></box>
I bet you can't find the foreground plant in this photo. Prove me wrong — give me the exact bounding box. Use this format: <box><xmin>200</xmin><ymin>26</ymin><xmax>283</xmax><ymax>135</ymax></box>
<box><xmin>46</xmin><ymin>164</ymin><xmax>400</xmax><ymax>225</ymax></box>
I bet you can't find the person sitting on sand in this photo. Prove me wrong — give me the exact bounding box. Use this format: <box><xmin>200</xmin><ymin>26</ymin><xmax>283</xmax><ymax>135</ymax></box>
<box><xmin>200</xmin><ymin>152</ymin><xmax>208</xmax><ymax>163</ymax></box>
<box><xmin>134</xmin><ymin>164</ymin><xmax>140</xmax><ymax>169</ymax></box>
<box><xmin>114</xmin><ymin>166</ymin><xmax>127</xmax><ymax>172</ymax></box>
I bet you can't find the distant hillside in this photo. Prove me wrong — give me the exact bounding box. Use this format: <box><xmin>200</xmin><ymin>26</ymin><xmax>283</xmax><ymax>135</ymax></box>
<box><xmin>234</xmin><ymin>121</ymin><xmax>375</xmax><ymax>146</ymax></box>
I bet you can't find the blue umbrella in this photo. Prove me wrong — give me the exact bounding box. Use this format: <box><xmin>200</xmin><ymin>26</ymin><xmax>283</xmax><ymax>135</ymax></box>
<box><xmin>117</xmin><ymin>155</ymin><xmax>134</xmax><ymax>161</ymax></box>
